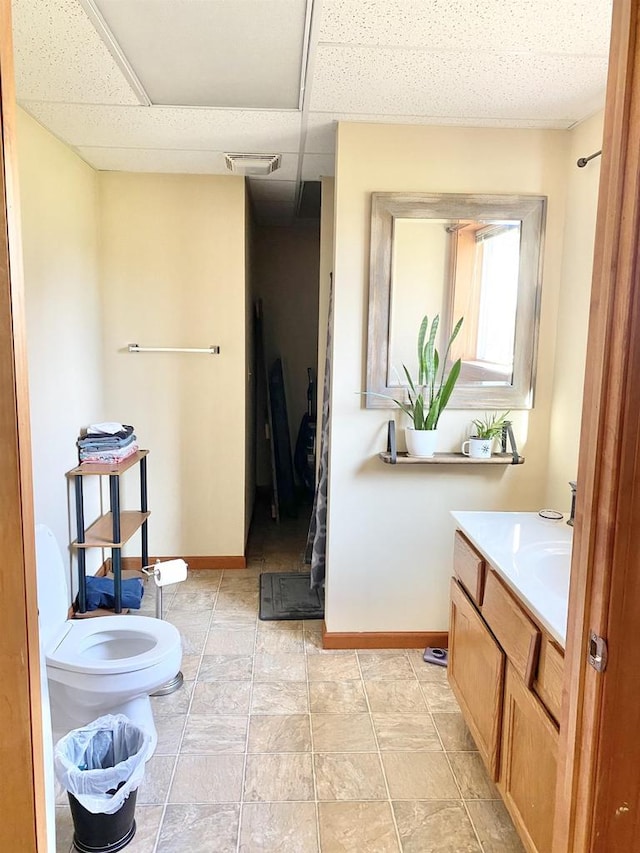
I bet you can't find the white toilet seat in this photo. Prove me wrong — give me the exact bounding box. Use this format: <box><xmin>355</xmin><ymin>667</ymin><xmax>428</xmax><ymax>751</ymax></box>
<box><xmin>47</xmin><ymin>614</ymin><xmax>181</xmax><ymax>676</ymax></box>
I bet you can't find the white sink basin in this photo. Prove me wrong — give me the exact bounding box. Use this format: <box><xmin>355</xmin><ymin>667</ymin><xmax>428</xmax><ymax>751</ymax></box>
<box><xmin>513</xmin><ymin>541</ymin><xmax>571</xmax><ymax>598</ymax></box>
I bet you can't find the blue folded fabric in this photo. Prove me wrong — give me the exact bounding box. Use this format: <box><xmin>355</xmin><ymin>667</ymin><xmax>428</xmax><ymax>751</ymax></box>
<box><xmin>84</xmin><ymin>576</ymin><xmax>144</xmax><ymax>611</ymax></box>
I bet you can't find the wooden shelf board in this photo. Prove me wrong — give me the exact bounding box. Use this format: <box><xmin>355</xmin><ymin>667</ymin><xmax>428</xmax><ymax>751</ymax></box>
<box><xmin>67</xmin><ymin>449</ymin><xmax>149</xmax><ymax>477</ymax></box>
<box><xmin>73</xmin><ymin>511</ymin><xmax>150</xmax><ymax>548</ymax></box>
<box><xmin>378</xmin><ymin>451</ymin><xmax>525</xmax><ymax>465</ymax></box>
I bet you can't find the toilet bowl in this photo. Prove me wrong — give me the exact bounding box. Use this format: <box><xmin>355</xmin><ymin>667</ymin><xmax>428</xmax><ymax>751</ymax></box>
<box><xmin>35</xmin><ymin>524</ymin><xmax>182</xmax><ymax>752</ymax></box>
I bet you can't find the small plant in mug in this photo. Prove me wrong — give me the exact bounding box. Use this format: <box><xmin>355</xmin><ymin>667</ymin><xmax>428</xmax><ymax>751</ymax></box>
<box><xmin>471</xmin><ymin>411</ymin><xmax>511</xmax><ymax>440</ymax></box>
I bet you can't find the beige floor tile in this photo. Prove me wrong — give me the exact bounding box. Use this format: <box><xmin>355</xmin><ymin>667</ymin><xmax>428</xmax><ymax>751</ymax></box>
<box><xmin>253</xmin><ymin>651</ymin><xmax>306</xmax><ymax>681</ymax></box>
<box><xmin>210</xmin><ymin>612</ymin><xmax>257</xmax><ymax>630</ymax></box>
<box><xmin>406</xmin><ymin>651</ymin><xmax>449</xmax><ymax>682</ymax></box>
<box><xmin>251</xmin><ymin>681</ymin><xmax>309</xmax><ymax>714</ymax></box>
<box><xmin>318</xmin><ymin>802</ymin><xmax>400</xmax><ymax>852</ymax></box>
<box><xmin>180</xmin><ymin>655</ymin><xmax>201</xmax><ymax>680</ymax></box>
<box><xmin>204</xmin><ymin>629</ymin><xmax>256</xmax><ymax>655</ymax></box>
<box><xmin>137</xmin><ymin>755</ymin><xmax>175</xmax><ymax>804</ymax></box>
<box><xmin>357</xmin><ymin>652</ymin><xmax>415</xmax><ymax>680</ymax></box>
<box><xmin>243</xmin><ymin>753</ymin><xmax>315</xmax><ymax>801</ymax></box>
<box><xmin>432</xmin><ymin>712</ymin><xmax>477</xmax><ymax>751</ymax></box>
<box><xmin>239</xmin><ymin>802</ymin><xmax>318</xmax><ymax>852</ymax></box>
<box><xmin>187</xmin><ymin>569</ymin><xmax>223</xmax><ymax>587</ymax></box>
<box><xmin>420</xmin><ymin>680</ymin><xmax>461</xmax><ymax>713</ymax></box>
<box><xmin>309</xmin><ymin>681</ymin><xmax>368</xmax><ymax>713</ymax></box>
<box><xmin>306</xmin><ymin>653</ymin><xmax>361</xmax><ymax>681</ymax></box>
<box><xmin>55</xmin><ymin>807</ymin><xmax>73</xmax><ymax>853</ymax></box>
<box><xmin>255</xmin><ymin>629</ymin><xmax>305</xmax><ymax>655</ymax></box>
<box><xmin>314</xmin><ymin>753</ymin><xmax>387</xmax><ymax>801</ymax></box>
<box><xmin>190</xmin><ymin>681</ymin><xmax>252</xmax><ymax>715</ymax></box>
<box><xmin>151</xmin><ymin>680</ymin><xmax>194</xmax><ymax>717</ymax></box>
<box><xmin>170</xmin><ymin>754</ymin><xmax>244</xmax><ymax>803</ymax></box>
<box><xmin>257</xmin><ymin>619</ymin><xmax>304</xmax><ymax>633</ymax></box>
<box><xmin>393</xmin><ymin>800</ymin><xmax>481</xmax><ymax>853</ymax></box>
<box><xmin>364</xmin><ymin>680</ymin><xmax>428</xmax><ymax>714</ymax></box>
<box><xmin>382</xmin><ymin>752</ymin><xmax>460</xmax><ymax>800</ymax></box>
<box><xmin>247</xmin><ymin>714</ymin><xmax>311</xmax><ymax>752</ymax></box>
<box><xmin>157</xmin><ymin>803</ymin><xmax>240</xmax><ymax>853</ymax></box>
<box><xmin>179</xmin><ymin>626</ymin><xmax>208</xmax><ymax>655</ymax></box>
<box><xmin>169</xmin><ymin>590</ymin><xmax>217</xmax><ymax>612</ymax></box>
<box><xmin>311</xmin><ymin>714</ymin><xmax>377</xmax><ymax>752</ymax></box>
<box><xmin>182</xmin><ymin>714</ymin><xmax>248</xmax><ymax>753</ymax></box>
<box><xmin>219</xmin><ymin>575</ymin><xmax>259</xmax><ymax>591</ymax></box>
<box><xmin>166</xmin><ymin>611</ymin><xmax>211</xmax><ymax>631</ymax></box>
<box><xmin>154</xmin><ymin>714</ymin><xmax>185</xmax><ymax>754</ymax></box>
<box><xmin>198</xmin><ymin>654</ymin><xmax>253</xmax><ymax>681</ymax></box>
<box><xmin>124</xmin><ymin>805</ymin><xmax>164</xmax><ymax>853</ymax></box>
<box><xmin>449</xmin><ymin>751</ymin><xmax>499</xmax><ymax>799</ymax></box>
<box><xmin>372</xmin><ymin>714</ymin><xmax>442</xmax><ymax>751</ymax></box>
<box><xmin>215</xmin><ymin>590</ymin><xmax>259</xmax><ymax>614</ymax></box>
<box><xmin>466</xmin><ymin>800</ymin><xmax>526</xmax><ymax>852</ymax></box>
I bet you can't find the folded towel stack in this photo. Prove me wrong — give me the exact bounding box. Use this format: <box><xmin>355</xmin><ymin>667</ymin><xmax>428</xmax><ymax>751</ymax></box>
<box><xmin>78</xmin><ymin>422</ymin><xmax>139</xmax><ymax>464</ymax></box>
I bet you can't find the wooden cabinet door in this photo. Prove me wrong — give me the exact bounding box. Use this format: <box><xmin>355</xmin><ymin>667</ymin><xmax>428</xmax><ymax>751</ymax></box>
<box><xmin>448</xmin><ymin>578</ymin><xmax>505</xmax><ymax>780</ymax></box>
<box><xmin>500</xmin><ymin>662</ymin><xmax>559</xmax><ymax>853</ymax></box>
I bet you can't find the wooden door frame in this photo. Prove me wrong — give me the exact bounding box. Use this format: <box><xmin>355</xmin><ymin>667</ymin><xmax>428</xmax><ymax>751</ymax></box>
<box><xmin>0</xmin><ymin>1</ymin><xmax>47</xmax><ymax>851</ymax></box>
<box><xmin>3</xmin><ymin>0</ymin><xmax>640</xmax><ymax>851</ymax></box>
<box><xmin>554</xmin><ymin>0</ymin><xmax>640</xmax><ymax>850</ymax></box>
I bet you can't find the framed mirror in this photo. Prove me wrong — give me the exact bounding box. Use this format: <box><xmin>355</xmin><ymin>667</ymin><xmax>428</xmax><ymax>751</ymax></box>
<box><xmin>366</xmin><ymin>192</ymin><xmax>546</xmax><ymax>409</ymax></box>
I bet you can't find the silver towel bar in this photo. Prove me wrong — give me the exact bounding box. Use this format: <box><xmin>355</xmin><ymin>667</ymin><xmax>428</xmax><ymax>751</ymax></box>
<box><xmin>128</xmin><ymin>343</ymin><xmax>220</xmax><ymax>354</ymax></box>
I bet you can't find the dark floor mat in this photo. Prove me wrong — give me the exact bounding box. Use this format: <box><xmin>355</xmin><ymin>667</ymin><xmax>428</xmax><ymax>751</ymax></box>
<box><xmin>259</xmin><ymin>572</ymin><xmax>324</xmax><ymax>621</ymax></box>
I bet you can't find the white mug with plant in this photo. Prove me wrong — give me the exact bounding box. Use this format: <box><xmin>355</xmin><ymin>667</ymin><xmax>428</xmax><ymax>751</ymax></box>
<box><xmin>390</xmin><ymin>314</ymin><xmax>464</xmax><ymax>457</ymax></box>
<box><xmin>461</xmin><ymin>411</ymin><xmax>511</xmax><ymax>459</ymax></box>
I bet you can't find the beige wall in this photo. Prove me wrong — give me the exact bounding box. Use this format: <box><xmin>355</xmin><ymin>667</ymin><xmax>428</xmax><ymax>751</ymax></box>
<box><xmin>17</xmin><ymin>109</ymin><xmax>104</xmax><ymax>585</ymax></box>
<box><xmin>253</xmin><ymin>223</ymin><xmax>320</xmax><ymax>487</ymax></box>
<box><xmin>327</xmin><ymin>121</ymin><xmax>569</xmax><ymax>633</ymax></box>
<box><xmin>98</xmin><ymin>172</ymin><xmax>247</xmax><ymax>557</ymax></box>
<box><xmin>545</xmin><ymin>112</ymin><xmax>604</xmax><ymax>509</ymax></box>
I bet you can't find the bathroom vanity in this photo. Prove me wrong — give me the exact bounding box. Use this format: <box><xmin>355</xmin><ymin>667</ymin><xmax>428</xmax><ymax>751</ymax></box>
<box><xmin>448</xmin><ymin>512</ymin><xmax>572</xmax><ymax>853</ymax></box>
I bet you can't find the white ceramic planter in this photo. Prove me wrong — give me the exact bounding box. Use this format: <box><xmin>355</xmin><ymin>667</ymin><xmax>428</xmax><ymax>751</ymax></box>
<box><xmin>405</xmin><ymin>428</ymin><xmax>438</xmax><ymax>458</ymax></box>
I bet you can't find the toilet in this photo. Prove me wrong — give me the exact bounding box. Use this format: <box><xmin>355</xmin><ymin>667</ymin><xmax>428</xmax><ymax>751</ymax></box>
<box><xmin>35</xmin><ymin>524</ymin><xmax>182</xmax><ymax>752</ymax></box>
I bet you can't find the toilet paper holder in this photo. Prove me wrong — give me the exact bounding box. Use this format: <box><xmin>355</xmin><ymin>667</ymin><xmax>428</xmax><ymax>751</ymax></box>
<box><xmin>141</xmin><ymin>559</ymin><xmax>188</xmax><ymax>698</ymax></box>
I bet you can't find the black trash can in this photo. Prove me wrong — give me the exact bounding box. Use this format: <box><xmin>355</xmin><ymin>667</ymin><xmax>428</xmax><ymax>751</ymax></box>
<box><xmin>54</xmin><ymin>715</ymin><xmax>151</xmax><ymax>853</ymax></box>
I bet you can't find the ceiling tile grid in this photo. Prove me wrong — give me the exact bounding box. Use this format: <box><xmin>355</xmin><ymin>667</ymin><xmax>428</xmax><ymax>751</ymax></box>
<box><xmin>12</xmin><ymin>0</ymin><xmax>139</xmax><ymax>104</ymax></box>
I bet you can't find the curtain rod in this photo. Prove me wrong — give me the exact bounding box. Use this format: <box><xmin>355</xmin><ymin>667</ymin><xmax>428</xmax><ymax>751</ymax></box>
<box><xmin>577</xmin><ymin>150</ymin><xmax>602</xmax><ymax>168</ymax></box>
<box><xmin>128</xmin><ymin>344</ymin><xmax>220</xmax><ymax>354</ymax></box>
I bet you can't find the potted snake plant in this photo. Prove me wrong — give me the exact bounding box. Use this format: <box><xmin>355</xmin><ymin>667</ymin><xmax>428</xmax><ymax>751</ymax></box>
<box><xmin>394</xmin><ymin>314</ymin><xmax>464</xmax><ymax>457</ymax></box>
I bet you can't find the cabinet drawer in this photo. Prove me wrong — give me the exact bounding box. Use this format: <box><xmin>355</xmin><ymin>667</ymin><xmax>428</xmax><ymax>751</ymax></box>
<box><xmin>453</xmin><ymin>531</ymin><xmax>486</xmax><ymax>605</ymax></box>
<box><xmin>482</xmin><ymin>570</ymin><xmax>540</xmax><ymax>687</ymax></box>
<box><xmin>448</xmin><ymin>578</ymin><xmax>505</xmax><ymax>780</ymax></box>
<box><xmin>534</xmin><ymin>638</ymin><xmax>564</xmax><ymax>724</ymax></box>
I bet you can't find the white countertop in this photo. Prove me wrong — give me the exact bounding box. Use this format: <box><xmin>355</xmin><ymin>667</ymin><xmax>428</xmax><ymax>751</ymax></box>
<box><xmin>451</xmin><ymin>511</ymin><xmax>572</xmax><ymax>648</ymax></box>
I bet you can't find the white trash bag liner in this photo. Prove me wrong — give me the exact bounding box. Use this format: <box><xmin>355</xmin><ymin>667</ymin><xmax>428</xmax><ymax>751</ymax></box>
<box><xmin>54</xmin><ymin>714</ymin><xmax>152</xmax><ymax>815</ymax></box>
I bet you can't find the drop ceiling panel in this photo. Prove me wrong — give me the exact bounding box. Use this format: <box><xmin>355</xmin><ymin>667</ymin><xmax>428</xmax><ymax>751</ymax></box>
<box><xmin>301</xmin><ymin>153</ymin><xmax>335</xmax><ymax>180</ymax></box>
<box><xmin>23</xmin><ymin>102</ymin><xmax>302</xmax><ymax>153</ymax></box>
<box><xmin>319</xmin><ymin>0</ymin><xmax>612</xmax><ymax>55</ymax></box>
<box><xmin>77</xmin><ymin>146</ymin><xmax>298</xmax><ymax>179</ymax></box>
<box><xmin>311</xmin><ymin>46</ymin><xmax>608</xmax><ymax>121</ymax></box>
<box><xmin>94</xmin><ymin>0</ymin><xmax>308</xmax><ymax>108</ymax></box>
<box><xmin>12</xmin><ymin>0</ymin><xmax>139</xmax><ymax>104</ymax></box>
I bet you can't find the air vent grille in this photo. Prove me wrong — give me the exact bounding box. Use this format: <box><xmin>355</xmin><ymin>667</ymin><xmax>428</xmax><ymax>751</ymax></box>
<box><xmin>224</xmin><ymin>153</ymin><xmax>281</xmax><ymax>176</ymax></box>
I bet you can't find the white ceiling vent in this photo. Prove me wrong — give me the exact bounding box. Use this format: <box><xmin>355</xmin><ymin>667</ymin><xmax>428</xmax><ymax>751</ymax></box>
<box><xmin>224</xmin><ymin>153</ymin><xmax>281</xmax><ymax>177</ymax></box>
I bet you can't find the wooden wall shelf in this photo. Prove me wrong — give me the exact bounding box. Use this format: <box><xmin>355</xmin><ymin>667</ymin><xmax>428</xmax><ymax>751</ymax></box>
<box><xmin>380</xmin><ymin>421</ymin><xmax>525</xmax><ymax>466</ymax></box>
<box><xmin>379</xmin><ymin>451</ymin><xmax>525</xmax><ymax>465</ymax></box>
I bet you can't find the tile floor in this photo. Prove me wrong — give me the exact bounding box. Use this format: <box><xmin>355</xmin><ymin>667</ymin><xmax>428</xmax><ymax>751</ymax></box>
<box><xmin>55</xmin><ymin>506</ymin><xmax>524</xmax><ymax>852</ymax></box>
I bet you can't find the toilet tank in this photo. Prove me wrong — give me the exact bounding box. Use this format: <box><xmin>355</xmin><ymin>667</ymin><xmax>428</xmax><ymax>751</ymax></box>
<box><xmin>35</xmin><ymin>525</ymin><xmax>72</xmax><ymax>651</ymax></box>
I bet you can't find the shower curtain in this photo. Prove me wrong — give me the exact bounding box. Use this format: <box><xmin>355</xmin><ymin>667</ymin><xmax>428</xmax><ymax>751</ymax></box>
<box><xmin>307</xmin><ymin>275</ymin><xmax>333</xmax><ymax>590</ymax></box>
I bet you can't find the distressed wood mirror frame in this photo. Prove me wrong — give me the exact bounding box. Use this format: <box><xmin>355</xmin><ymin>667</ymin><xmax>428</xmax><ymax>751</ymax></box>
<box><xmin>366</xmin><ymin>192</ymin><xmax>547</xmax><ymax>410</ymax></box>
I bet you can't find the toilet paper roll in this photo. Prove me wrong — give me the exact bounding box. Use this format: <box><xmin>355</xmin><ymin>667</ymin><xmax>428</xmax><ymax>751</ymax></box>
<box><xmin>153</xmin><ymin>559</ymin><xmax>188</xmax><ymax>587</ymax></box>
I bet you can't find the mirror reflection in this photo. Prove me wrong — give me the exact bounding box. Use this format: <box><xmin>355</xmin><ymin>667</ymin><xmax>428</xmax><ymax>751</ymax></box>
<box><xmin>389</xmin><ymin>217</ymin><xmax>521</xmax><ymax>388</ymax></box>
<box><xmin>367</xmin><ymin>192</ymin><xmax>546</xmax><ymax>410</ymax></box>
